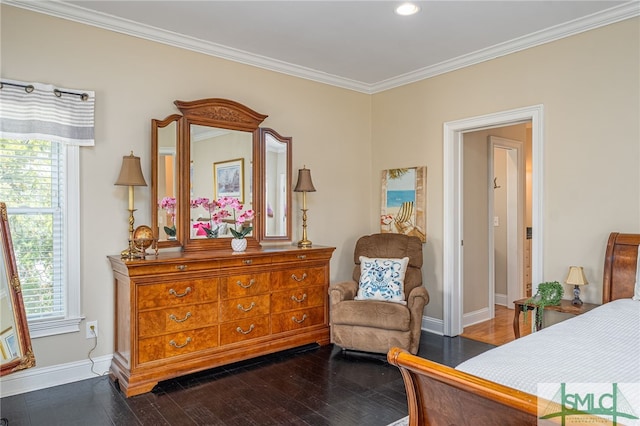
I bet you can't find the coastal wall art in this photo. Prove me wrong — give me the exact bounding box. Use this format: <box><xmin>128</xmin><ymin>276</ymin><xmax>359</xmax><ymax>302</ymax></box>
<box><xmin>380</xmin><ymin>166</ymin><xmax>426</xmax><ymax>242</ymax></box>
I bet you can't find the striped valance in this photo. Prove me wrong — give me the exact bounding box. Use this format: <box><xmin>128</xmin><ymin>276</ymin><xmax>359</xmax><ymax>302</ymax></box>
<box><xmin>0</xmin><ymin>79</ymin><xmax>95</xmax><ymax>146</ymax></box>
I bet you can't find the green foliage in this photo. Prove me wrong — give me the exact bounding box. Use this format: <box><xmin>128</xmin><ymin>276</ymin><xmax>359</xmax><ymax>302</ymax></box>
<box><xmin>1</xmin><ymin>139</ymin><xmax>58</xmax><ymax>316</ymax></box>
<box><xmin>163</xmin><ymin>225</ymin><xmax>176</xmax><ymax>237</ymax></box>
<box><xmin>524</xmin><ymin>281</ymin><xmax>564</xmax><ymax>326</ymax></box>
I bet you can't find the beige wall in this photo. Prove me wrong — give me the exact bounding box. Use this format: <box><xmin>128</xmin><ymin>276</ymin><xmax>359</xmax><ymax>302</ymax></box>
<box><xmin>372</xmin><ymin>17</ymin><xmax>640</xmax><ymax>320</ymax></box>
<box><xmin>1</xmin><ymin>5</ymin><xmax>639</xmax><ymax>371</ymax></box>
<box><xmin>1</xmin><ymin>5</ymin><xmax>372</xmax><ymax>368</ymax></box>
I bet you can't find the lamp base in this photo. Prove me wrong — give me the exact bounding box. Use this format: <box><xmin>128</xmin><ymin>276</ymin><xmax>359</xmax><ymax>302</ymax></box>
<box><xmin>571</xmin><ymin>284</ymin><xmax>583</xmax><ymax>306</ymax></box>
<box><xmin>297</xmin><ymin>239</ymin><xmax>313</xmax><ymax>248</ymax></box>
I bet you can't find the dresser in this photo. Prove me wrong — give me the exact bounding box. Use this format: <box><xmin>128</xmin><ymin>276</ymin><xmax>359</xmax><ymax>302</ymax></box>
<box><xmin>108</xmin><ymin>245</ymin><xmax>334</xmax><ymax>397</ymax></box>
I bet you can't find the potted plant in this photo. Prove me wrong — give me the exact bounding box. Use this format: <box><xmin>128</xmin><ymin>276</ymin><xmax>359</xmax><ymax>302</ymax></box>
<box><xmin>524</xmin><ymin>281</ymin><xmax>564</xmax><ymax>329</ymax></box>
<box><xmin>158</xmin><ymin>196</ymin><xmax>177</xmax><ymax>239</ymax></box>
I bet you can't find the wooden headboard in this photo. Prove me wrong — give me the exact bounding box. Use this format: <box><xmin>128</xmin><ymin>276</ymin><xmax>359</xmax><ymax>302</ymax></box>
<box><xmin>602</xmin><ymin>232</ymin><xmax>640</xmax><ymax>303</ymax></box>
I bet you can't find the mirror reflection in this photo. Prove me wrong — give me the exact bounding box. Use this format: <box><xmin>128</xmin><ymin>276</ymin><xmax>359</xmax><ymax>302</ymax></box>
<box><xmin>0</xmin><ymin>202</ymin><xmax>35</xmax><ymax>376</ymax></box>
<box><xmin>157</xmin><ymin>123</ymin><xmax>178</xmax><ymax>240</ymax></box>
<box><xmin>152</xmin><ymin>115</ymin><xmax>181</xmax><ymax>247</ymax></box>
<box><xmin>262</xmin><ymin>129</ymin><xmax>291</xmax><ymax>240</ymax></box>
<box><xmin>0</xmin><ymin>247</ymin><xmax>20</xmax><ymax>363</ymax></box>
<box><xmin>189</xmin><ymin>125</ymin><xmax>253</xmax><ymax>240</ymax></box>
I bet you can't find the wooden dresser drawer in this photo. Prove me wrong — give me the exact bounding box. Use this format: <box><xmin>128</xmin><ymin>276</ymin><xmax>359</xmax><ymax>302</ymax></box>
<box><xmin>218</xmin><ymin>255</ymin><xmax>272</xmax><ymax>268</ymax></box>
<box><xmin>272</xmin><ymin>251</ymin><xmax>330</xmax><ymax>263</ymax></box>
<box><xmin>137</xmin><ymin>279</ymin><xmax>218</xmax><ymax>309</ymax></box>
<box><xmin>272</xmin><ymin>266</ymin><xmax>326</xmax><ymax>289</ymax></box>
<box><xmin>220</xmin><ymin>316</ymin><xmax>270</xmax><ymax>346</ymax></box>
<box><xmin>271</xmin><ymin>285</ymin><xmax>325</xmax><ymax>313</ymax></box>
<box><xmin>220</xmin><ymin>273</ymin><xmax>270</xmax><ymax>299</ymax></box>
<box><xmin>219</xmin><ymin>294</ymin><xmax>270</xmax><ymax>322</ymax></box>
<box><xmin>138</xmin><ymin>302</ymin><xmax>218</xmax><ymax>338</ymax></box>
<box><xmin>271</xmin><ymin>306</ymin><xmax>325</xmax><ymax>334</ymax></box>
<box><xmin>138</xmin><ymin>326</ymin><xmax>218</xmax><ymax>364</ymax></box>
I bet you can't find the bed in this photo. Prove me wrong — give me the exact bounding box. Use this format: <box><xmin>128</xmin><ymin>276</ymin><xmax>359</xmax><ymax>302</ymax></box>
<box><xmin>388</xmin><ymin>232</ymin><xmax>640</xmax><ymax>425</ymax></box>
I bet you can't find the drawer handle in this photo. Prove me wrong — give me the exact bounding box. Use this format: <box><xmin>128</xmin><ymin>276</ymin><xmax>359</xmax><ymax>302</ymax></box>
<box><xmin>236</xmin><ymin>279</ymin><xmax>255</xmax><ymax>289</ymax></box>
<box><xmin>237</xmin><ymin>301</ymin><xmax>256</xmax><ymax>312</ymax></box>
<box><xmin>169</xmin><ymin>312</ymin><xmax>192</xmax><ymax>323</ymax></box>
<box><xmin>291</xmin><ymin>273</ymin><xmax>307</xmax><ymax>282</ymax></box>
<box><xmin>169</xmin><ymin>287</ymin><xmax>192</xmax><ymax>298</ymax></box>
<box><xmin>297</xmin><ymin>255</ymin><xmax>307</xmax><ymax>260</ymax></box>
<box><xmin>292</xmin><ymin>314</ymin><xmax>308</xmax><ymax>324</ymax></box>
<box><xmin>236</xmin><ymin>324</ymin><xmax>255</xmax><ymax>335</ymax></box>
<box><xmin>169</xmin><ymin>337</ymin><xmax>192</xmax><ymax>348</ymax></box>
<box><xmin>243</xmin><ymin>259</ymin><xmax>253</xmax><ymax>265</ymax></box>
<box><xmin>176</xmin><ymin>265</ymin><xmax>187</xmax><ymax>271</ymax></box>
<box><xmin>291</xmin><ymin>293</ymin><xmax>307</xmax><ymax>303</ymax></box>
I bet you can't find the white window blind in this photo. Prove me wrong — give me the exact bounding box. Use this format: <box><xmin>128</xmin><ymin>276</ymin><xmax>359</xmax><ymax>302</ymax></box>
<box><xmin>0</xmin><ymin>139</ymin><xmax>65</xmax><ymax>319</ymax></box>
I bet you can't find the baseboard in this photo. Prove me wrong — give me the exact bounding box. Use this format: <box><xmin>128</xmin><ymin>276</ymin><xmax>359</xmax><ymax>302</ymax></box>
<box><xmin>421</xmin><ymin>315</ymin><xmax>443</xmax><ymax>335</ymax></box>
<box><xmin>0</xmin><ymin>354</ymin><xmax>112</xmax><ymax>397</ymax></box>
<box><xmin>495</xmin><ymin>293</ymin><xmax>507</xmax><ymax>306</ymax></box>
<box><xmin>462</xmin><ymin>307</ymin><xmax>491</xmax><ymax>327</ymax></box>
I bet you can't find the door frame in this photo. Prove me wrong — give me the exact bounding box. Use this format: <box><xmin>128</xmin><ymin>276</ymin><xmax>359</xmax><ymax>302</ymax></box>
<box><xmin>443</xmin><ymin>105</ymin><xmax>544</xmax><ymax>337</ymax></box>
<box><xmin>488</xmin><ymin>137</ymin><xmax>524</xmax><ymax>310</ymax></box>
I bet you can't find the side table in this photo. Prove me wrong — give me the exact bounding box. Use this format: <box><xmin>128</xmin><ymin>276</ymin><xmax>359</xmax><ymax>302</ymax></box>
<box><xmin>512</xmin><ymin>298</ymin><xmax>599</xmax><ymax>338</ymax></box>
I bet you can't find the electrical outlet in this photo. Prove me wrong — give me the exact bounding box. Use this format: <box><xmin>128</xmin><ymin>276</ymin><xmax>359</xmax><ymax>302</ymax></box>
<box><xmin>86</xmin><ymin>320</ymin><xmax>98</xmax><ymax>339</ymax></box>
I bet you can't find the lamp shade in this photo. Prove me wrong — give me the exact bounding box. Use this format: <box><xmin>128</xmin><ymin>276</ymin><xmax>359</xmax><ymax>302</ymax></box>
<box><xmin>294</xmin><ymin>167</ymin><xmax>316</xmax><ymax>192</ymax></box>
<box><xmin>565</xmin><ymin>266</ymin><xmax>588</xmax><ymax>286</ymax></box>
<box><xmin>115</xmin><ymin>151</ymin><xmax>147</xmax><ymax>186</ymax></box>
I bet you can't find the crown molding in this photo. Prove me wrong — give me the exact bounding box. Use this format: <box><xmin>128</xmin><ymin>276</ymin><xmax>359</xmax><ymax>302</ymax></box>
<box><xmin>4</xmin><ymin>0</ymin><xmax>638</xmax><ymax>95</ymax></box>
<box><xmin>371</xmin><ymin>1</ymin><xmax>640</xmax><ymax>93</ymax></box>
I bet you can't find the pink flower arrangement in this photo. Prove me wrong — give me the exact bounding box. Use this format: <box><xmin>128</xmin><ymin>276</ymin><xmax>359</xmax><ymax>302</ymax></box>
<box><xmin>159</xmin><ymin>196</ymin><xmax>177</xmax><ymax>237</ymax></box>
<box><xmin>191</xmin><ymin>196</ymin><xmax>255</xmax><ymax>239</ymax></box>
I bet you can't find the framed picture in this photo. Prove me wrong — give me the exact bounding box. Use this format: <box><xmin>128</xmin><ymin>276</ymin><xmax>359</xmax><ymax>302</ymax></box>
<box><xmin>213</xmin><ymin>158</ymin><xmax>244</xmax><ymax>202</ymax></box>
<box><xmin>380</xmin><ymin>166</ymin><xmax>427</xmax><ymax>242</ymax></box>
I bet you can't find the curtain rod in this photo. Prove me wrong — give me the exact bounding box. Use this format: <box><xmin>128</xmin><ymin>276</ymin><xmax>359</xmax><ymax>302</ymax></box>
<box><xmin>0</xmin><ymin>81</ymin><xmax>89</xmax><ymax>101</ymax></box>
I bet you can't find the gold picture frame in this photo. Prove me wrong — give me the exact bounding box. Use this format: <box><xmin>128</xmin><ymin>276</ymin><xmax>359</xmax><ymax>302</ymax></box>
<box><xmin>380</xmin><ymin>166</ymin><xmax>427</xmax><ymax>242</ymax></box>
<box><xmin>213</xmin><ymin>158</ymin><xmax>244</xmax><ymax>203</ymax></box>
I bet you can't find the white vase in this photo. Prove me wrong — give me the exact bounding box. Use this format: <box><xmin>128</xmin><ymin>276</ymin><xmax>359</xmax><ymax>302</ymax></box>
<box><xmin>231</xmin><ymin>238</ymin><xmax>247</xmax><ymax>252</ymax></box>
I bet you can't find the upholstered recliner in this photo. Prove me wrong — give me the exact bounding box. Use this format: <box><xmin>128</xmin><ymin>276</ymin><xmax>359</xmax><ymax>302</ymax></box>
<box><xmin>328</xmin><ymin>233</ymin><xmax>429</xmax><ymax>355</ymax></box>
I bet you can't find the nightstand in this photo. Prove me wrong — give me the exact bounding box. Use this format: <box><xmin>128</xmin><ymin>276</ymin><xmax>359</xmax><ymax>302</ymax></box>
<box><xmin>512</xmin><ymin>298</ymin><xmax>599</xmax><ymax>338</ymax></box>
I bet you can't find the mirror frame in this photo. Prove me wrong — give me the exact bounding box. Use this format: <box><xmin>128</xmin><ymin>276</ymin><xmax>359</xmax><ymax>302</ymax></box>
<box><xmin>174</xmin><ymin>98</ymin><xmax>268</xmax><ymax>252</ymax></box>
<box><xmin>151</xmin><ymin>114</ymin><xmax>183</xmax><ymax>248</ymax></box>
<box><xmin>0</xmin><ymin>202</ymin><xmax>35</xmax><ymax>376</ymax></box>
<box><xmin>259</xmin><ymin>128</ymin><xmax>292</xmax><ymax>242</ymax></box>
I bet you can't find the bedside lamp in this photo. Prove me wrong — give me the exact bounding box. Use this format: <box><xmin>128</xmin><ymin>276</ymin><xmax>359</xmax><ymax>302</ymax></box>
<box><xmin>115</xmin><ymin>151</ymin><xmax>147</xmax><ymax>258</ymax></box>
<box><xmin>294</xmin><ymin>166</ymin><xmax>316</xmax><ymax>248</ymax></box>
<box><xmin>565</xmin><ymin>266</ymin><xmax>588</xmax><ymax>306</ymax></box>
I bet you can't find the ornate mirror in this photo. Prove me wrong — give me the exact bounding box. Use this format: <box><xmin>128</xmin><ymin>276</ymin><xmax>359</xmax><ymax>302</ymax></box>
<box><xmin>0</xmin><ymin>202</ymin><xmax>35</xmax><ymax>376</ymax></box>
<box><xmin>175</xmin><ymin>98</ymin><xmax>267</xmax><ymax>252</ymax></box>
<box><xmin>151</xmin><ymin>99</ymin><xmax>294</xmax><ymax>251</ymax></box>
<box><xmin>260</xmin><ymin>128</ymin><xmax>292</xmax><ymax>241</ymax></box>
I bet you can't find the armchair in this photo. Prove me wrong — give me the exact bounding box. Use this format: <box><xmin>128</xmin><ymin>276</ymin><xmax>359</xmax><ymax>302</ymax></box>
<box><xmin>329</xmin><ymin>233</ymin><xmax>429</xmax><ymax>355</ymax></box>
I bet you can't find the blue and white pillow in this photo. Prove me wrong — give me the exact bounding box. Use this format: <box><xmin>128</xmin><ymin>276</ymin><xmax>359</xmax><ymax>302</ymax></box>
<box><xmin>355</xmin><ymin>256</ymin><xmax>409</xmax><ymax>305</ymax></box>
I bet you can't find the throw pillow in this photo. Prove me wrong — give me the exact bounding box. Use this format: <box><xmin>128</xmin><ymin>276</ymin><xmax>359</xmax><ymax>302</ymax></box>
<box><xmin>355</xmin><ymin>256</ymin><xmax>409</xmax><ymax>304</ymax></box>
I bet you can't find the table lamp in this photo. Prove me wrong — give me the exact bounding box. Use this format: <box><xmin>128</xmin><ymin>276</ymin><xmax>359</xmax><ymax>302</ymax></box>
<box><xmin>115</xmin><ymin>151</ymin><xmax>147</xmax><ymax>258</ymax></box>
<box><xmin>565</xmin><ymin>266</ymin><xmax>588</xmax><ymax>306</ymax></box>
<box><xmin>294</xmin><ymin>166</ymin><xmax>316</xmax><ymax>248</ymax></box>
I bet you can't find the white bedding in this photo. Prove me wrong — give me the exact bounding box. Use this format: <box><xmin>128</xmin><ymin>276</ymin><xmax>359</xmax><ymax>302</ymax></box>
<box><xmin>456</xmin><ymin>298</ymin><xmax>640</xmax><ymax>395</ymax></box>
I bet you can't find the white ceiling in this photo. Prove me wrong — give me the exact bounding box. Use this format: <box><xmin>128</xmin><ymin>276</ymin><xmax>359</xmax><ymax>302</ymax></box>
<box><xmin>6</xmin><ymin>1</ymin><xmax>639</xmax><ymax>93</ymax></box>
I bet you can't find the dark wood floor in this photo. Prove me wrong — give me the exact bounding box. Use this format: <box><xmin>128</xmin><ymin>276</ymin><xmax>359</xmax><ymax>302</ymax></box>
<box><xmin>0</xmin><ymin>332</ymin><xmax>495</xmax><ymax>426</ymax></box>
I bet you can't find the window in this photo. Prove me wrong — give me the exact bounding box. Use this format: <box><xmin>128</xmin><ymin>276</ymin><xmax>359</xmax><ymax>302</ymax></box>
<box><xmin>0</xmin><ymin>139</ymin><xmax>81</xmax><ymax>337</ymax></box>
<box><xmin>0</xmin><ymin>79</ymin><xmax>93</xmax><ymax>338</ymax></box>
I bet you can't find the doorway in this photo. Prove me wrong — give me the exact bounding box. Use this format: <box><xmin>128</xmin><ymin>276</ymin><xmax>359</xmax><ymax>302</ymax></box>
<box><xmin>460</xmin><ymin>131</ymin><xmax>526</xmax><ymax>329</ymax></box>
<box><xmin>443</xmin><ymin>105</ymin><xmax>544</xmax><ymax>337</ymax></box>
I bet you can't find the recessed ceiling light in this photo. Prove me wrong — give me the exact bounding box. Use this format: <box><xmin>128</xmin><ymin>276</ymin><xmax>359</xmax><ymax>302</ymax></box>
<box><xmin>395</xmin><ymin>3</ymin><xmax>420</xmax><ymax>16</ymax></box>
